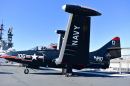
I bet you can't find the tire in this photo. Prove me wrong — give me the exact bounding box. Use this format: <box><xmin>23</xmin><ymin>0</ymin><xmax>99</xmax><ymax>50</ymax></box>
<box><xmin>24</xmin><ymin>69</ymin><xmax>29</xmax><ymax>74</ymax></box>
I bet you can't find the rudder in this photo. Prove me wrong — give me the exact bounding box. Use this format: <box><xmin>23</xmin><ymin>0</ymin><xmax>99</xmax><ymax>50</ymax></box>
<box><xmin>105</xmin><ymin>37</ymin><xmax>121</xmax><ymax>59</ymax></box>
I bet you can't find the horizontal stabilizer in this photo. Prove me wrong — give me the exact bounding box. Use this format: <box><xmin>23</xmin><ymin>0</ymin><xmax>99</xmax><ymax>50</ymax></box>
<box><xmin>108</xmin><ymin>47</ymin><xmax>130</xmax><ymax>50</ymax></box>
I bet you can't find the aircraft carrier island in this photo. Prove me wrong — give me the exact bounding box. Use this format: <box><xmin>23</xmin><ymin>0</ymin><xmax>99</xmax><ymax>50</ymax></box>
<box><xmin>0</xmin><ymin>22</ymin><xmax>15</xmax><ymax>57</ymax></box>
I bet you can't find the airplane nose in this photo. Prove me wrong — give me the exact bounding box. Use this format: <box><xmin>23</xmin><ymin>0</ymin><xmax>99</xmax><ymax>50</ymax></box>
<box><xmin>2</xmin><ymin>52</ymin><xmax>11</xmax><ymax>58</ymax></box>
<box><xmin>2</xmin><ymin>54</ymin><xmax>7</xmax><ymax>58</ymax></box>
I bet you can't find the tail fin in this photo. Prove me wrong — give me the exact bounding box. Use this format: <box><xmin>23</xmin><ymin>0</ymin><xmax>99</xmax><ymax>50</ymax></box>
<box><xmin>105</xmin><ymin>37</ymin><xmax>121</xmax><ymax>59</ymax></box>
<box><xmin>90</xmin><ymin>37</ymin><xmax>121</xmax><ymax>62</ymax></box>
<box><xmin>55</xmin><ymin>4</ymin><xmax>101</xmax><ymax>65</ymax></box>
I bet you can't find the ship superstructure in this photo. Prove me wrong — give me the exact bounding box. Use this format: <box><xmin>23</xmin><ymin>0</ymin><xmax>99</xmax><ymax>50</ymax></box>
<box><xmin>0</xmin><ymin>21</ymin><xmax>14</xmax><ymax>56</ymax></box>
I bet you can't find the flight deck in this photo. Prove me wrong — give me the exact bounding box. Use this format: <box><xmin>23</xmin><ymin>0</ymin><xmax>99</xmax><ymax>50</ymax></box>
<box><xmin>0</xmin><ymin>58</ymin><xmax>130</xmax><ymax>86</ymax></box>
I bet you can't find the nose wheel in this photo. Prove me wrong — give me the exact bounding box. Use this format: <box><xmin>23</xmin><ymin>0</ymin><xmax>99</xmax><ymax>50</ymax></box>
<box><xmin>24</xmin><ymin>66</ymin><xmax>29</xmax><ymax>74</ymax></box>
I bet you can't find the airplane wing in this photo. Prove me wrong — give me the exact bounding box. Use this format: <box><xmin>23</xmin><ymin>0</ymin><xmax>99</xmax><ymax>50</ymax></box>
<box><xmin>55</xmin><ymin>4</ymin><xmax>101</xmax><ymax>65</ymax></box>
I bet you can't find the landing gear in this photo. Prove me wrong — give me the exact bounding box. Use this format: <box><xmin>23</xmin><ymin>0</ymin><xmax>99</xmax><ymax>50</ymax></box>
<box><xmin>24</xmin><ymin>66</ymin><xmax>29</xmax><ymax>74</ymax></box>
<box><xmin>64</xmin><ymin>64</ymin><xmax>74</xmax><ymax>77</ymax></box>
<box><xmin>65</xmin><ymin>73</ymin><xmax>74</xmax><ymax>77</ymax></box>
<box><xmin>61</xmin><ymin>68</ymin><xmax>66</xmax><ymax>73</ymax></box>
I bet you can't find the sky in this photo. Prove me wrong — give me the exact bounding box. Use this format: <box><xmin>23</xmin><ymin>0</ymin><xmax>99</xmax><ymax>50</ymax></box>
<box><xmin>0</xmin><ymin>0</ymin><xmax>130</xmax><ymax>54</ymax></box>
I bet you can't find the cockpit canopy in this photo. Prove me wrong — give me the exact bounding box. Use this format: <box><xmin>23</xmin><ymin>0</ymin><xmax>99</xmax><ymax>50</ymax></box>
<box><xmin>30</xmin><ymin>43</ymin><xmax>57</xmax><ymax>50</ymax></box>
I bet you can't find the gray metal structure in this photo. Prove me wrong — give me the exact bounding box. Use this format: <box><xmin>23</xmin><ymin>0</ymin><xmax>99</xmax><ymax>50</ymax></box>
<box><xmin>0</xmin><ymin>22</ymin><xmax>13</xmax><ymax>56</ymax></box>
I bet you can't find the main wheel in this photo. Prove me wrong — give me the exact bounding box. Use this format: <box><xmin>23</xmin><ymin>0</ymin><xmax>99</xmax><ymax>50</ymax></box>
<box><xmin>24</xmin><ymin>69</ymin><xmax>29</xmax><ymax>74</ymax></box>
<box><xmin>61</xmin><ymin>68</ymin><xmax>67</xmax><ymax>73</ymax></box>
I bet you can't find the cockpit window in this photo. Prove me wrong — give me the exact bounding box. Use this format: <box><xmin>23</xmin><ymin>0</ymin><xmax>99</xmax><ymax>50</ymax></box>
<box><xmin>29</xmin><ymin>43</ymin><xmax>57</xmax><ymax>50</ymax></box>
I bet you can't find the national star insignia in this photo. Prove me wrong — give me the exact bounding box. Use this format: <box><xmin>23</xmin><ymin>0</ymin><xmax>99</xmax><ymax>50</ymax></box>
<box><xmin>32</xmin><ymin>53</ymin><xmax>38</xmax><ymax>60</ymax></box>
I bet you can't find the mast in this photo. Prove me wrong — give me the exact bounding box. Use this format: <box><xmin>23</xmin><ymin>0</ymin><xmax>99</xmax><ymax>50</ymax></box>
<box><xmin>8</xmin><ymin>27</ymin><xmax>13</xmax><ymax>47</ymax></box>
<box><xmin>0</xmin><ymin>20</ymin><xmax>4</xmax><ymax>40</ymax></box>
